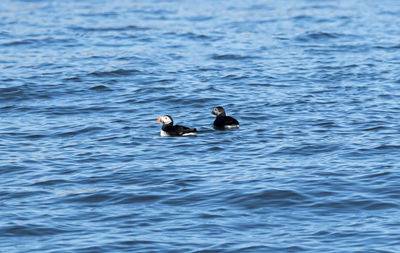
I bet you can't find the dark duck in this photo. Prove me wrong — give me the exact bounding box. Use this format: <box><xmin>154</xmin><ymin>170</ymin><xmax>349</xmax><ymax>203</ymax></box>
<box><xmin>156</xmin><ymin>115</ymin><xmax>197</xmax><ymax>136</ymax></box>
<box><xmin>211</xmin><ymin>106</ymin><xmax>239</xmax><ymax>129</ymax></box>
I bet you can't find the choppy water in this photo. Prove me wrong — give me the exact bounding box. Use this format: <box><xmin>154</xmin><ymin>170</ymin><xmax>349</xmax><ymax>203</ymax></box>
<box><xmin>1</xmin><ymin>0</ymin><xmax>400</xmax><ymax>252</ymax></box>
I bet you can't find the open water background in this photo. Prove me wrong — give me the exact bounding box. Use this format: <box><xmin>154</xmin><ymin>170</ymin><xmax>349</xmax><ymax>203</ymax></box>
<box><xmin>1</xmin><ymin>0</ymin><xmax>400</xmax><ymax>252</ymax></box>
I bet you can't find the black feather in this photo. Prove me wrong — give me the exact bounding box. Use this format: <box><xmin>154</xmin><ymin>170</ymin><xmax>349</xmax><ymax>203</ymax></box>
<box><xmin>162</xmin><ymin>124</ymin><xmax>197</xmax><ymax>136</ymax></box>
<box><xmin>213</xmin><ymin>116</ymin><xmax>239</xmax><ymax>129</ymax></box>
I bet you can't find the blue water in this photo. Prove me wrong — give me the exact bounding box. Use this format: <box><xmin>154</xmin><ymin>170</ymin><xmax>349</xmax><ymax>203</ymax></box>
<box><xmin>1</xmin><ymin>0</ymin><xmax>400</xmax><ymax>252</ymax></box>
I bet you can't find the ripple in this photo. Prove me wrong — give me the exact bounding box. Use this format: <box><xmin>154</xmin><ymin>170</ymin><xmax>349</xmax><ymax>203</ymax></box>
<box><xmin>114</xmin><ymin>193</ymin><xmax>163</xmax><ymax>204</ymax></box>
<box><xmin>32</xmin><ymin>179</ymin><xmax>68</xmax><ymax>186</ymax></box>
<box><xmin>211</xmin><ymin>54</ymin><xmax>257</xmax><ymax>60</ymax></box>
<box><xmin>363</xmin><ymin>202</ymin><xmax>399</xmax><ymax>211</ymax></box>
<box><xmin>1</xmin><ymin>39</ymin><xmax>34</xmax><ymax>46</ymax></box>
<box><xmin>1</xmin><ymin>224</ymin><xmax>69</xmax><ymax>236</ymax></box>
<box><xmin>1</xmin><ymin>37</ymin><xmax>76</xmax><ymax>47</ymax></box>
<box><xmin>229</xmin><ymin>189</ymin><xmax>308</xmax><ymax>209</ymax></box>
<box><xmin>271</xmin><ymin>143</ymin><xmax>340</xmax><ymax>156</ymax></box>
<box><xmin>89</xmin><ymin>85</ymin><xmax>113</xmax><ymax>91</ymax></box>
<box><xmin>57</xmin><ymin>126</ymin><xmax>105</xmax><ymax>137</ymax></box>
<box><xmin>69</xmin><ymin>25</ymin><xmax>150</xmax><ymax>32</ymax></box>
<box><xmin>308</xmin><ymin>198</ymin><xmax>399</xmax><ymax>213</ymax></box>
<box><xmin>295</xmin><ymin>32</ymin><xmax>362</xmax><ymax>44</ymax></box>
<box><xmin>295</xmin><ymin>32</ymin><xmax>339</xmax><ymax>42</ymax></box>
<box><xmin>374</xmin><ymin>44</ymin><xmax>400</xmax><ymax>50</ymax></box>
<box><xmin>165</xmin><ymin>31</ymin><xmax>216</xmax><ymax>41</ymax></box>
<box><xmin>63</xmin><ymin>76</ymin><xmax>82</xmax><ymax>82</ymax></box>
<box><xmin>25</xmin><ymin>134</ymin><xmax>48</xmax><ymax>139</ymax></box>
<box><xmin>89</xmin><ymin>69</ymin><xmax>140</xmax><ymax>77</ymax></box>
<box><xmin>237</xmin><ymin>245</ymin><xmax>307</xmax><ymax>252</ymax></box>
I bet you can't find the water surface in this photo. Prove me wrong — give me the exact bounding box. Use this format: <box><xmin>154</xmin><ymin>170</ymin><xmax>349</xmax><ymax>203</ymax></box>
<box><xmin>1</xmin><ymin>0</ymin><xmax>400</xmax><ymax>252</ymax></box>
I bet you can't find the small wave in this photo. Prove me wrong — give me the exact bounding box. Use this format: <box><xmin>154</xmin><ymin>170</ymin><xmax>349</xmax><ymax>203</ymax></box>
<box><xmin>186</xmin><ymin>15</ymin><xmax>213</xmax><ymax>22</ymax></box>
<box><xmin>65</xmin><ymin>192</ymin><xmax>114</xmax><ymax>203</ymax></box>
<box><xmin>229</xmin><ymin>189</ymin><xmax>307</xmax><ymax>209</ymax></box>
<box><xmin>374</xmin><ymin>44</ymin><xmax>400</xmax><ymax>50</ymax></box>
<box><xmin>374</xmin><ymin>144</ymin><xmax>400</xmax><ymax>151</ymax></box>
<box><xmin>271</xmin><ymin>143</ymin><xmax>340</xmax><ymax>156</ymax></box>
<box><xmin>364</xmin><ymin>171</ymin><xmax>392</xmax><ymax>179</ymax></box>
<box><xmin>5</xmin><ymin>190</ymin><xmax>49</xmax><ymax>200</ymax></box>
<box><xmin>69</xmin><ymin>25</ymin><xmax>149</xmax><ymax>32</ymax></box>
<box><xmin>237</xmin><ymin>245</ymin><xmax>307</xmax><ymax>252</ymax></box>
<box><xmin>63</xmin><ymin>76</ymin><xmax>82</xmax><ymax>82</ymax></box>
<box><xmin>310</xmin><ymin>198</ymin><xmax>399</xmax><ymax>213</ymax></box>
<box><xmin>1</xmin><ymin>224</ymin><xmax>69</xmax><ymax>236</ymax></box>
<box><xmin>314</xmin><ymin>121</ymin><xmax>338</xmax><ymax>127</ymax></box>
<box><xmin>0</xmin><ymin>85</ymin><xmax>24</xmax><ymax>97</ymax></box>
<box><xmin>32</xmin><ymin>179</ymin><xmax>68</xmax><ymax>186</ymax></box>
<box><xmin>154</xmin><ymin>78</ymin><xmax>177</xmax><ymax>84</ymax></box>
<box><xmin>222</xmin><ymin>74</ymin><xmax>249</xmax><ymax>80</ymax></box>
<box><xmin>182</xmin><ymin>32</ymin><xmax>215</xmax><ymax>41</ymax></box>
<box><xmin>1</xmin><ymin>39</ymin><xmax>34</xmax><ymax>46</ymax></box>
<box><xmin>346</xmin><ymin>144</ymin><xmax>395</xmax><ymax>159</ymax></box>
<box><xmin>79</xmin><ymin>11</ymin><xmax>119</xmax><ymax>17</ymax></box>
<box><xmin>57</xmin><ymin>126</ymin><xmax>104</xmax><ymax>137</ymax></box>
<box><xmin>25</xmin><ymin>134</ymin><xmax>48</xmax><ymax>139</ymax></box>
<box><xmin>363</xmin><ymin>202</ymin><xmax>399</xmax><ymax>211</ymax></box>
<box><xmin>41</xmin><ymin>105</ymin><xmax>116</xmax><ymax>116</ymax></box>
<box><xmin>89</xmin><ymin>69</ymin><xmax>140</xmax><ymax>77</ymax></box>
<box><xmin>64</xmin><ymin>191</ymin><xmax>163</xmax><ymax>205</ymax></box>
<box><xmin>89</xmin><ymin>85</ymin><xmax>113</xmax><ymax>91</ymax></box>
<box><xmin>114</xmin><ymin>193</ymin><xmax>163</xmax><ymax>204</ymax></box>
<box><xmin>198</xmin><ymin>213</ymin><xmax>224</xmax><ymax>219</ymax></box>
<box><xmin>295</xmin><ymin>32</ymin><xmax>339</xmax><ymax>42</ymax></box>
<box><xmin>0</xmin><ymin>165</ymin><xmax>26</xmax><ymax>175</ymax></box>
<box><xmin>362</xmin><ymin>126</ymin><xmax>388</xmax><ymax>132</ymax></box>
<box><xmin>211</xmin><ymin>54</ymin><xmax>256</xmax><ymax>61</ymax></box>
<box><xmin>292</xmin><ymin>15</ymin><xmax>314</xmax><ymax>21</ymax></box>
<box><xmin>1</xmin><ymin>37</ymin><xmax>76</xmax><ymax>47</ymax></box>
<box><xmin>0</xmin><ymin>84</ymin><xmax>45</xmax><ymax>102</ymax></box>
<box><xmin>309</xmin><ymin>4</ymin><xmax>338</xmax><ymax>10</ymax></box>
<box><xmin>0</xmin><ymin>31</ymin><xmax>10</xmax><ymax>37</ymax></box>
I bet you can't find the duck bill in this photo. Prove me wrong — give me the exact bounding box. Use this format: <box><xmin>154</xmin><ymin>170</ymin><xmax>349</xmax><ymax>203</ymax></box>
<box><xmin>156</xmin><ymin>117</ymin><xmax>162</xmax><ymax>123</ymax></box>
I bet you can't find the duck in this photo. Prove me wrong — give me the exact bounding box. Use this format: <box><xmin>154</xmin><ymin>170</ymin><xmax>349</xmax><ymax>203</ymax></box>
<box><xmin>211</xmin><ymin>106</ymin><xmax>239</xmax><ymax>129</ymax></box>
<box><xmin>156</xmin><ymin>115</ymin><xmax>197</xmax><ymax>136</ymax></box>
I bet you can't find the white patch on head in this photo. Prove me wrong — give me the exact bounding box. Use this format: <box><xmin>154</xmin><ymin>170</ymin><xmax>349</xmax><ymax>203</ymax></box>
<box><xmin>212</xmin><ymin>107</ymin><xmax>226</xmax><ymax>116</ymax></box>
<box><xmin>161</xmin><ymin>115</ymin><xmax>172</xmax><ymax>125</ymax></box>
<box><xmin>225</xmin><ymin>125</ymin><xmax>240</xmax><ymax>129</ymax></box>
